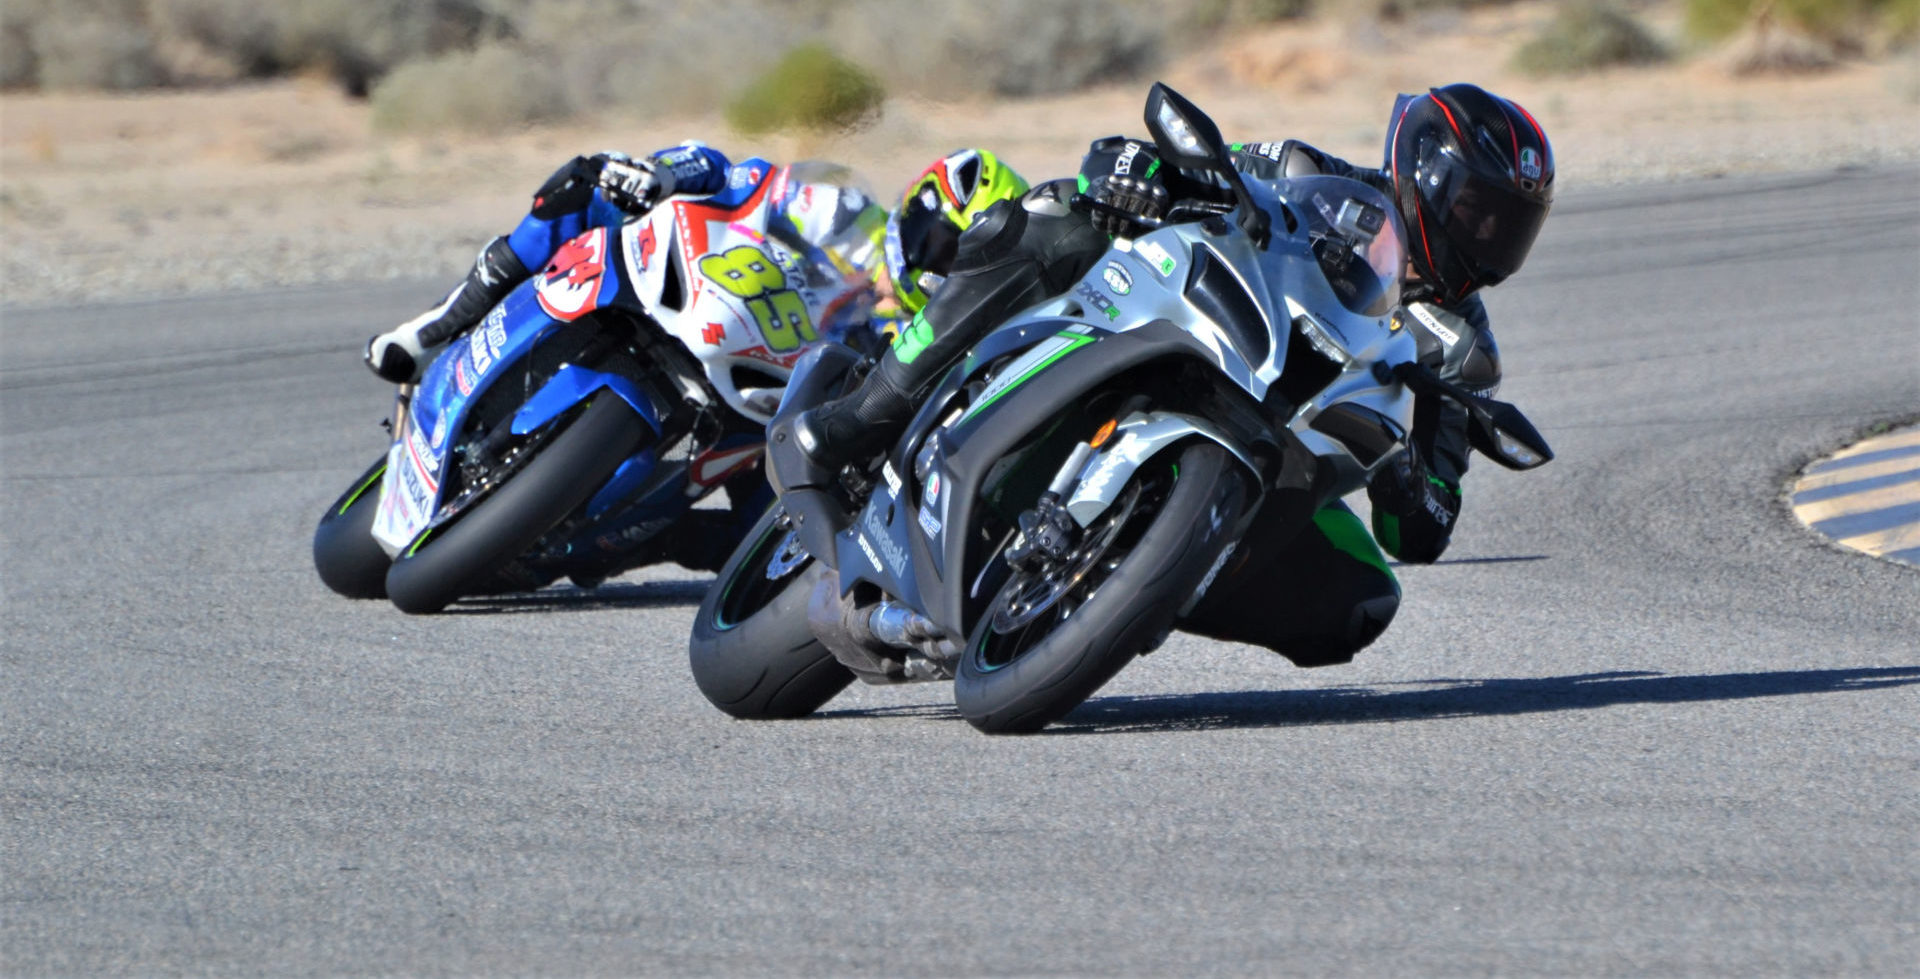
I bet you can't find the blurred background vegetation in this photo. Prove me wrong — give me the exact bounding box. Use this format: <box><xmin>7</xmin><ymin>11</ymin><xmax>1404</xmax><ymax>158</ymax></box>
<box><xmin>2</xmin><ymin>0</ymin><xmax>1915</xmax><ymax>130</ymax></box>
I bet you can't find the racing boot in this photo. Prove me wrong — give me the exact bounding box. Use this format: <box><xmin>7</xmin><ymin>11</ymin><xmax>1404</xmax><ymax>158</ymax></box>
<box><xmin>791</xmin><ymin>183</ymin><xmax>1111</xmax><ymax>473</ymax></box>
<box><xmin>365</xmin><ymin>236</ymin><xmax>530</xmax><ymax>383</ymax></box>
<box><xmin>789</xmin><ymin>349</ymin><xmax>921</xmax><ymax>473</ymax></box>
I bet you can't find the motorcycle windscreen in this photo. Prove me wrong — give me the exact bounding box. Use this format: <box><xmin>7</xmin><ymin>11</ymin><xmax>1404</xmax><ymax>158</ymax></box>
<box><xmin>1287</xmin><ymin>175</ymin><xmax>1408</xmax><ymax>318</ymax></box>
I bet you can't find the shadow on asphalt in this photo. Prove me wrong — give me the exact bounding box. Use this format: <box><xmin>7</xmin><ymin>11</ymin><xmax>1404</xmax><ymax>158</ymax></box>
<box><xmin>1413</xmin><ymin>554</ymin><xmax>1550</xmax><ymax>567</ymax></box>
<box><xmin>441</xmin><ymin>578</ymin><xmax>709</xmax><ymax>614</ymax></box>
<box><xmin>822</xmin><ymin>667</ymin><xmax>1920</xmax><ymax>733</ymax></box>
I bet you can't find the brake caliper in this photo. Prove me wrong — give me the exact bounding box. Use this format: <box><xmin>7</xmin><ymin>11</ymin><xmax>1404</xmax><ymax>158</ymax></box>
<box><xmin>1006</xmin><ymin>492</ymin><xmax>1079</xmax><ymax>572</ymax></box>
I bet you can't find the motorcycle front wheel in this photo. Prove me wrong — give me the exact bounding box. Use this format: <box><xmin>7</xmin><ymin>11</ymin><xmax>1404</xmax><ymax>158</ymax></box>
<box><xmin>312</xmin><ymin>456</ymin><xmax>392</xmax><ymax>599</ymax></box>
<box><xmin>688</xmin><ymin>503</ymin><xmax>852</xmax><ymax>718</ymax></box>
<box><xmin>954</xmin><ymin>441</ymin><xmax>1247</xmax><ymax>734</ymax></box>
<box><xmin>384</xmin><ymin>394</ymin><xmax>650</xmax><ymax>614</ymax></box>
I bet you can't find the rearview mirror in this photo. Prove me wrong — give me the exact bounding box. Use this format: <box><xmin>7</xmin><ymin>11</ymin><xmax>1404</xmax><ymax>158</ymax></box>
<box><xmin>1390</xmin><ymin>360</ymin><xmax>1553</xmax><ymax>471</ymax></box>
<box><xmin>1464</xmin><ymin>398</ymin><xmax>1554</xmax><ymax>471</ymax></box>
<box><xmin>1142</xmin><ymin>82</ymin><xmax>1269</xmax><ymax>247</ymax></box>
<box><xmin>1145</xmin><ymin>82</ymin><xmax>1230</xmax><ymax>173</ymax></box>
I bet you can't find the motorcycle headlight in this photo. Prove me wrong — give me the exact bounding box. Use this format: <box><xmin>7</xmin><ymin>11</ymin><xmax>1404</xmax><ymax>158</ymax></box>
<box><xmin>1285</xmin><ymin>297</ymin><xmax>1352</xmax><ymax>366</ymax></box>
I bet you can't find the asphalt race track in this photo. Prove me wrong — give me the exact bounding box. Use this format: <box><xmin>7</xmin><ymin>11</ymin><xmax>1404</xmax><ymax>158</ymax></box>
<box><xmin>5</xmin><ymin>167</ymin><xmax>1917</xmax><ymax>975</ymax></box>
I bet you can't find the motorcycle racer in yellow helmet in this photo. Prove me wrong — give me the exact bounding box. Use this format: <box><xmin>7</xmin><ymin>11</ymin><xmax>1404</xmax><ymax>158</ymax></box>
<box><xmin>882</xmin><ymin>148</ymin><xmax>1031</xmax><ymax>317</ymax></box>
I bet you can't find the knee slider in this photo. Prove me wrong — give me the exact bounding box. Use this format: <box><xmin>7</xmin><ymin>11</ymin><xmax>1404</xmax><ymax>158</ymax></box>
<box><xmin>477</xmin><ymin>236</ymin><xmax>530</xmax><ymax>289</ymax></box>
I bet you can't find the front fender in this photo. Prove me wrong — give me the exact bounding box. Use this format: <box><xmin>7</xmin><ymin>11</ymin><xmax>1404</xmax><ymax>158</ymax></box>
<box><xmin>510</xmin><ymin>364</ymin><xmax>662</xmax><ymax>437</ymax></box>
<box><xmin>1063</xmin><ymin>411</ymin><xmax>1263</xmax><ymax>527</ymax></box>
<box><xmin>892</xmin><ymin>321</ymin><xmax>1273</xmax><ymax>636</ymax></box>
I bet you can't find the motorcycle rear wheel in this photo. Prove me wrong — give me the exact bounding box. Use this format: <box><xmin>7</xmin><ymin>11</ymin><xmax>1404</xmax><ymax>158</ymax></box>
<box><xmin>312</xmin><ymin>456</ymin><xmax>392</xmax><ymax>599</ymax></box>
<box><xmin>954</xmin><ymin>441</ymin><xmax>1247</xmax><ymax>734</ymax></box>
<box><xmin>385</xmin><ymin>395</ymin><xmax>649</xmax><ymax>614</ymax></box>
<box><xmin>689</xmin><ymin>504</ymin><xmax>852</xmax><ymax>718</ymax></box>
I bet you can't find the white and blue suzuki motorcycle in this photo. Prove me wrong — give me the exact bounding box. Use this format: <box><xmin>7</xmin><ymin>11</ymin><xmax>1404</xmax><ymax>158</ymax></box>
<box><xmin>313</xmin><ymin>163</ymin><xmax>879</xmax><ymax>613</ymax></box>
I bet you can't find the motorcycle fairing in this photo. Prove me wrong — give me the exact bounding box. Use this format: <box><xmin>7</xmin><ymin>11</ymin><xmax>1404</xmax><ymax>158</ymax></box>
<box><xmin>373</xmin><ymin>282</ymin><xmax>569</xmax><ymax>553</ymax></box>
<box><xmin>622</xmin><ymin>162</ymin><xmax>877</xmax><ymax>425</ymax></box>
<box><xmin>836</xmin><ymin>320</ymin><xmax>1268</xmax><ymax>638</ymax></box>
<box><xmin>534</xmin><ymin>226</ymin><xmax>620</xmax><ymax>321</ymax></box>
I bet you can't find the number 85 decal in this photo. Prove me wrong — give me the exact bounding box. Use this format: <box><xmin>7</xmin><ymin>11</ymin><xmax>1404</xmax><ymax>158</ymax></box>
<box><xmin>698</xmin><ymin>245</ymin><xmax>817</xmax><ymax>352</ymax></box>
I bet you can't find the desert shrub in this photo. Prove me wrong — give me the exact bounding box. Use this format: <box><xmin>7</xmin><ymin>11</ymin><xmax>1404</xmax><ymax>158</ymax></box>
<box><xmin>499</xmin><ymin>0</ymin><xmax>793</xmax><ymax>118</ymax></box>
<box><xmin>31</xmin><ymin>17</ymin><xmax>162</xmax><ymax>90</ymax></box>
<box><xmin>4</xmin><ymin>0</ymin><xmax>496</xmax><ymax>93</ymax></box>
<box><xmin>1</xmin><ymin>18</ymin><xmax>37</xmax><ymax>89</ymax></box>
<box><xmin>258</xmin><ymin>0</ymin><xmax>494</xmax><ymax>95</ymax></box>
<box><xmin>369</xmin><ymin>43</ymin><xmax>570</xmax><ymax>133</ymax></box>
<box><xmin>1872</xmin><ymin>0</ymin><xmax>1920</xmax><ymax>46</ymax></box>
<box><xmin>1686</xmin><ymin>0</ymin><xmax>1914</xmax><ymax>49</ymax></box>
<box><xmin>724</xmin><ymin>44</ymin><xmax>886</xmax><ymax>135</ymax></box>
<box><xmin>1182</xmin><ymin>0</ymin><xmax>1315</xmax><ymax>30</ymax></box>
<box><xmin>1333</xmin><ymin>0</ymin><xmax>1526</xmax><ymax>18</ymax></box>
<box><xmin>831</xmin><ymin>0</ymin><xmax>1160</xmax><ymax>99</ymax></box>
<box><xmin>145</xmin><ymin>0</ymin><xmax>289</xmax><ymax>79</ymax></box>
<box><xmin>1511</xmin><ymin>2</ymin><xmax>1668</xmax><ymax>74</ymax></box>
<box><xmin>1</xmin><ymin>0</ymin><xmax>160</xmax><ymax>89</ymax></box>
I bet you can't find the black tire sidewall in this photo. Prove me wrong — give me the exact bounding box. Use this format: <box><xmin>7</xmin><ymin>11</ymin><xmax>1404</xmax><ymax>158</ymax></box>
<box><xmin>312</xmin><ymin>456</ymin><xmax>392</xmax><ymax>599</ymax></box>
<box><xmin>689</xmin><ymin>504</ymin><xmax>852</xmax><ymax>719</ymax></box>
<box><xmin>384</xmin><ymin>395</ymin><xmax>648</xmax><ymax>614</ymax></box>
<box><xmin>953</xmin><ymin>441</ymin><xmax>1246</xmax><ymax>733</ymax></box>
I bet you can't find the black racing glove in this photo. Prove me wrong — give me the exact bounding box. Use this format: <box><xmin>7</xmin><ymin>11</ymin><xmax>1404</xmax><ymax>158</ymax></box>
<box><xmin>1089</xmin><ymin>173</ymin><xmax>1169</xmax><ymax>238</ymax></box>
<box><xmin>598</xmin><ymin>155</ymin><xmax>675</xmax><ymax>215</ymax></box>
<box><xmin>1367</xmin><ymin>440</ymin><xmax>1460</xmax><ymax>564</ymax></box>
<box><xmin>1080</xmin><ymin>136</ymin><xmax>1170</xmax><ymax>238</ymax></box>
<box><xmin>530</xmin><ymin>155</ymin><xmax>602</xmax><ymax>220</ymax></box>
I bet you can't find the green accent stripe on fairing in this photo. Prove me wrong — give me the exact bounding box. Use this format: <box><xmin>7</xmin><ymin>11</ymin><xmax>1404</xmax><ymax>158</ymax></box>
<box><xmin>961</xmin><ymin>330</ymin><xmax>1096</xmax><ymax>422</ymax></box>
<box><xmin>1314</xmin><ymin>504</ymin><xmax>1395</xmax><ymax>580</ymax></box>
<box><xmin>1143</xmin><ymin>158</ymin><xmax>1161</xmax><ymax>180</ymax></box>
<box><xmin>1077</xmin><ymin>174</ymin><xmax>1090</xmax><ymax>194</ymax></box>
<box><xmin>337</xmin><ymin>464</ymin><xmax>388</xmax><ymax>515</ymax></box>
<box><xmin>891</xmin><ymin>312</ymin><xmax>936</xmax><ymax>365</ymax></box>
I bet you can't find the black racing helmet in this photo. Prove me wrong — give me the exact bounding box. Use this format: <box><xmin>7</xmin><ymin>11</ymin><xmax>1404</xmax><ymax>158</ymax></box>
<box><xmin>1388</xmin><ymin>84</ymin><xmax>1554</xmax><ymax>302</ymax></box>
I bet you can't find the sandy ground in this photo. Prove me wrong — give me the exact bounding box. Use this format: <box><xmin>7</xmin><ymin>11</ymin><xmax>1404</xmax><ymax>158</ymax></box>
<box><xmin>3</xmin><ymin>2</ymin><xmax>1917</xmax><ymax>309</ymax></box>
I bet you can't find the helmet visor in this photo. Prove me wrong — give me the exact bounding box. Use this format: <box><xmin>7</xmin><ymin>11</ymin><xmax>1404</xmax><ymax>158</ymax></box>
<box><xmin>890</xmin><ymin>189</ymin><xmax>962</xmax><ymax>278</ymax></box>
<box><xmin>1420</xmin><ymin>159</ymin><xmax>1549</xmax><ymax>283</ymax></box>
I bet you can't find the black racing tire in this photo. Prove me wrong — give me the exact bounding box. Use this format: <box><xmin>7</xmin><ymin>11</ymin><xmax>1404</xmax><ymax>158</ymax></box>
<box><xmin>385</xmin><ymin>395</ymin><xmax>649</xmax><ymax>614</ymax></box>
<box><xmin>313</xmin><ymin>456</ymin><xmax>393</xmax><ymax>599</ymax></box>
<box><xmin>954</xmin><ymin>441</ymin><xmax>1247</xmax><ymax>734</ymax></box>
<box><xmin>689</xmin><ymin>503</ymin><xmax>852</xmax><ymax>719</ymax></box>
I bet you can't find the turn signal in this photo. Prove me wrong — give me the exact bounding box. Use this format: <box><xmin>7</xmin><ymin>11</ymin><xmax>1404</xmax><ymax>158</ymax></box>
<box><xmin>1090</xmin><ymin>418</ymin><xmax>1118</xmax><ymax>448</ymax></box>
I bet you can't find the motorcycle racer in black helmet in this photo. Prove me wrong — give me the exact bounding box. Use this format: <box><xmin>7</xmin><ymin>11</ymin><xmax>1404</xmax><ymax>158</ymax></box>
<box><xmin>1227</xmin><ymin>83</ymin><xmax>1554</xmax><ymax>566</ymax></box>
<box><xmin>791</xmin><ymin>83</ymin><xmax>1555</xmax><ymax>667</ymax></box>
<box><xmin>1388</xmin><ymin>83</ymin><xmax>1555</xmax><ymax>303</ymax></box>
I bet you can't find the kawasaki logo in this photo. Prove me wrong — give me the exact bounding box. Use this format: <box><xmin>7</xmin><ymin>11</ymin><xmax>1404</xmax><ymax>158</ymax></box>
<box><xmin>863</xmin><ymin>505</ymin><xmax>907</xmax><ymax>576</ymax></box>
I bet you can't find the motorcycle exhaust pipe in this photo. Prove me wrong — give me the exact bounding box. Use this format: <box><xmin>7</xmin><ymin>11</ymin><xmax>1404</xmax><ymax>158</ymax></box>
<box><xmin>867</xmin><ymin>601</ymin><xmax>944</xmax><ymax>648</ymax></box>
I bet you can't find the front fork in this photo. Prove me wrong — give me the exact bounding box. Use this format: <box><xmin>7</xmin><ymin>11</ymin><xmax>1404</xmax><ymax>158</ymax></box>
<box><xmin>387</xmin><ymin>383</ymin><xmax>414</xmax><ymax>438</ymax></box>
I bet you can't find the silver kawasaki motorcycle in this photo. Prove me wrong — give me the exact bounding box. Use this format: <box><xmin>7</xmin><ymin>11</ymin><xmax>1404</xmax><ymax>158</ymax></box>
<box><xmin>689</xmin><ymin>84</ymin><xmax>1553</xmax><ymax>733</ymax></box>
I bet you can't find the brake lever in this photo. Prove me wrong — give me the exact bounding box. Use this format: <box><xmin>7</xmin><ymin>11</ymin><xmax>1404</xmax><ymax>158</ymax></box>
<box><xmin>1068</xmin><ymin>193</ymin><xmax>1167</xmax><ymax>232</ymax></box>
